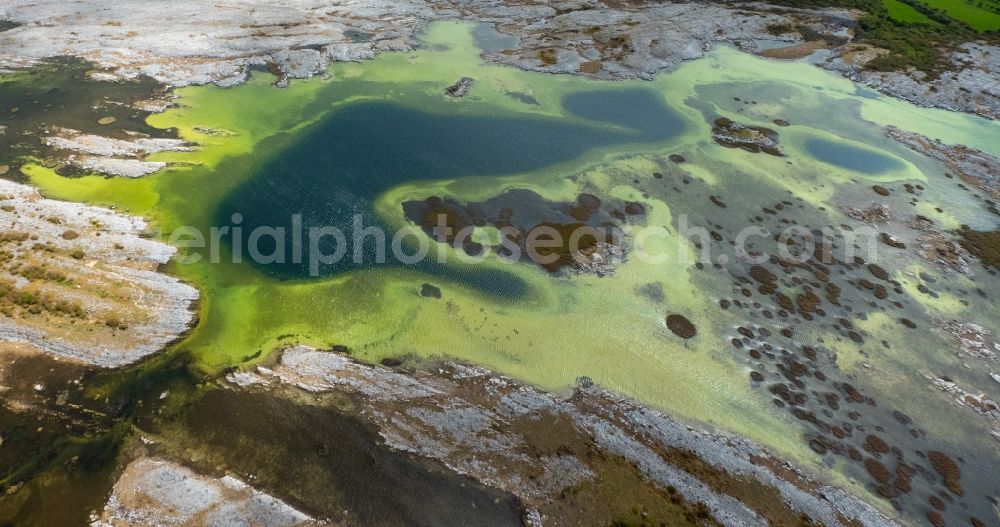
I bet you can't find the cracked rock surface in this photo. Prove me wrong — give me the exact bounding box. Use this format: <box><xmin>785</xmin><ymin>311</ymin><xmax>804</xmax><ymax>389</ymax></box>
<box><xmin>227</xmin><ymin>345</ymin><xmax>897</xmax><ymax>527</ymax></box>
<box><xmin>92</xmin><ymin>457</ymin><xmax>319</xmax><ymax>527</ymax></box>
<box><xmin>44</xmin><ymin>127</ymin><xmax>194</xmax><ymax>178</ymax></box>
<box><xmin>1</xmin><ymin>1</ymin><xmax>996</xmax><ymax>119</ymax></box>
<box><xmin>0</xmin><ymin>179</ymin><xmax>198</xmax><ymax>367</ymax></box>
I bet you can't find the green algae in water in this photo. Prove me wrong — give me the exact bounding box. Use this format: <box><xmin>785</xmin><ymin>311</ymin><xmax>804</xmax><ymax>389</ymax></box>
<box><xmin>216</xmin><ymin>90</ymin><xmax>684</xmax><ymax>283</ymax></box>
<box><xmin>21</xmin><ymin>22</ymin><xmax>1000</xmax><ymax>507</ymax></box>
<box><xmin>130</xmin><ymin>25</ymin><xmax>802</xmax><ymax>459</ymax></box>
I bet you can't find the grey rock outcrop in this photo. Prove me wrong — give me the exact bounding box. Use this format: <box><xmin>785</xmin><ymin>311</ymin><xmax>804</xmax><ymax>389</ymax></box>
<box><xmin>0</xmin><ymin>179</ymin><xmax>198</xmax><ymax>367</ymax></box>
<box><xmin>230</xmin><ymin>346</ymin><xmax>897</xmax><ymax>527</ymax></box>
<box><xmin>93</xmin><ymin>457</ymin><xmax>320</xmax><ymax>527</ymax></box>
<box><xmin>1</xmin><ymin>1</ymin><xmax>995</xmax><ymax>118</ymax></box>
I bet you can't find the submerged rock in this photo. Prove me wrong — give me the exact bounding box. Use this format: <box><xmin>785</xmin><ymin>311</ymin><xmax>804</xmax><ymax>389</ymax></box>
<box><xmin>926</xmin><ymin>451</ymin><xmax>964</xmax><ymax>497</ymax></box>
<box><xmin>844</xmin><ymin>203</ymin><xmax>890</xmax><ymax>224</ymax></box>
<box><xmin>420</xmin><ymin>283</ymin><xmax>442</xmax><ymax>298</ymax></box>
<box><xmin>910</xmin><ymin>217</ymin><xmax>974</xmax><ymax>274</ymax></box>
<box><xmin>958</xmin><ymin>228</ymin><xmax>1000</xmax><ymax>271</ymax></box>
<box><xmin>402</xmin><ymin>189</ymin><xmax>630</xmax><ymax>276</ymax></box>
<box><xmin>940</xmin><ymin>320</ymin><xmax>998</xmax><ymax>360</ymax></box>
<box><xmin>928</xmin><ymin>375</ymin><xmax>1000</xmax><ymax>444</ymax></box>
<box><xmin>666</xmin><ymin>314</ymin><xmax>697</xmax><ymax>339</ymax></box>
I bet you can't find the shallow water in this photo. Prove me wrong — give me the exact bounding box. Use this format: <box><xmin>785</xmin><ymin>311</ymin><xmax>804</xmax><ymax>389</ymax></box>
<box><xmin>157</xmin><ymin>388</ymin><xmax>525</xmax><ymax>526</ymax></box>
<box><xmin>0</xmin><ymin>58</ymin><xmax>167</xmax><ymax>171</ymax></box>
<box><xmin>803</xmin><ymin>136</ymin><xmax>906</xmax><ymax>174</ymax></box>
<box><xmin>11</xmin><ymin>20</ymin><xmax>1000</xmax><ymax>526</ymax></box>
<box><xmin>471</xmin><ymin>23</ymin><xmax>520</xmax><ymax>53</ymax></box>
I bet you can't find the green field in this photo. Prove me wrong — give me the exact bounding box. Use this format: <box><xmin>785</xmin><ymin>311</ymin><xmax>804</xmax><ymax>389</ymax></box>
<box><xmin>884</xmin><ymin>0</ymin><xmax>934</xmax><ymax>23</ymax></box>
<box><xmin>917</xmin><ymin>0</ymin><xmax>1000</xmax><ymax>31</ymax></box>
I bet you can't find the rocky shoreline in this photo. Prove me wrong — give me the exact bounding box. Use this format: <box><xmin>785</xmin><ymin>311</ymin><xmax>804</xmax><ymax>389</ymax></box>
<box><xmin>0</xmin><ymin>2</ymin><xmax>997</xmax><ymax>525</ymax></box>
<box><xmin>0</xmin><ymin>0</ymin><xmax>994</xmax><ymax>183</ymax></box>
<box><xmin>93</xmin><ymin>457</ymin><xmax>319</xmax><ymax>527</ymax></box>
<box><xmin>0</xmin><ymin>0</ymin><xmax>997</xmax><ymax>120</ymax></box>
<box><xmin>0</xmin><ymin>179</ymin><xmax>198</xmax><ymax>367</ymax></box>
<box><xmin>219</xmin><ymin>345</ymin><xmax>897</xmax><ymax>527</ymax></box>
<box><xmin>44</xmin><ymin>127</ymin><xmax>194</xmax><ymax>178</ymax></box>
<box><xmin>827</xmin><ymin>42</ymin><xmax>1000</xmax><ymax>120</ymax></box>
<box><xmin>885</xmin><ymin>126</ymin><xmax>1000</xmax><ymax>200</ymax></box>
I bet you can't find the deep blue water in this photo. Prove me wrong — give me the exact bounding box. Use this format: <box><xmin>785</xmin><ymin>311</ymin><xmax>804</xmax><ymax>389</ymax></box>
<box><xmin>215</xmin><ymin>89</ymin><xmax>686</xmax><ymax>295</ymax></box>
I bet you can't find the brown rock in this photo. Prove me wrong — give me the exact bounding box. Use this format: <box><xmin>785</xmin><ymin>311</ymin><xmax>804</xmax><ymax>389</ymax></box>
<box><xmin>666</xmin><ymin>314</ymin><xmax>697</xmax><ymax>339</ymax></box>
<box><xmin>864</xmin><ymin>457</ymin><xmax>892</xmax><ymax>483</ymax></box>
<box><xmin>927</xmin><ymin>451</ymin><xmax>963</xmax><ymax>496</ymax></box>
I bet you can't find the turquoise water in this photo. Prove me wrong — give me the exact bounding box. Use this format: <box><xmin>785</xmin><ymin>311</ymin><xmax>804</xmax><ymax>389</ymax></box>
<box><xmin>803</xmin><ymin>136</ymin><xmax>905</xmax><ymax>174</ymax></box>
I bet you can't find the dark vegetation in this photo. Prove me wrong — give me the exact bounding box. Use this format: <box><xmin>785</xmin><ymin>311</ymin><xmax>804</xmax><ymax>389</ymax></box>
<box><xmin>0</xmin><ymin>230</ymin><xmax>87</xmax><ymax>319</ymax></box>
<box><xmin>744</xmin><ymin>0</ymin><xmax>1000</xmax><ymax>77</ymax></box>
<box><xmin>0</xmin><ymin>278</ymin><xmax>85</xmax><ymax>318</ymax></box>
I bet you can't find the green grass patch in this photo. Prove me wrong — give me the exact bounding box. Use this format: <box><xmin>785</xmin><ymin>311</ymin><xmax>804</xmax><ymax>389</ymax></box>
<box><xmin>884</xmin><ymin>0</ymin><xmax>934</xmax><ymax>23</ymax></box>
<box><xmin>916</xmin><ymin>0</ymin><xmax>1000</xmax><ymax>31</ymax></box>
<box><xmin>739</xmin><ymin>0</ymin><xmax>999</xmax><ymax>75</ymax></box>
